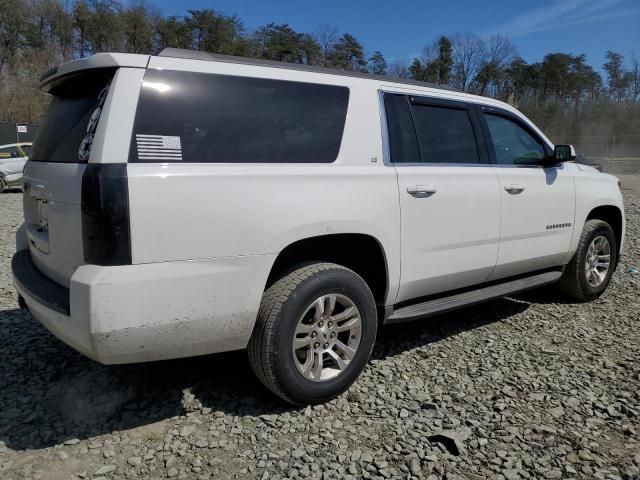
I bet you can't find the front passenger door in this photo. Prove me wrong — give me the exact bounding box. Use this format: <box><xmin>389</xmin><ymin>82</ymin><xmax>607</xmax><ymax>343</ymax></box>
<box><xmin>480</xmin><ymin>108</ymin><xmax>575</xmax><ymax>280</ymax></box>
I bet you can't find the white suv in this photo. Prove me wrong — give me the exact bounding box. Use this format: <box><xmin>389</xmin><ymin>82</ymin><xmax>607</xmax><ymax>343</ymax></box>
<box><xmin>12</xmin><ymin>49</ymin><xmax>625</xmax><ymax>404</ymax></box>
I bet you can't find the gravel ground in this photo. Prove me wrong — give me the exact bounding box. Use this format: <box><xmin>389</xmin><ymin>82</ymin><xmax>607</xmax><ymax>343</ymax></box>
<box><xmin>1</xmin><ymin>180</ymin><xmax>639</xmax><ymax>480</ymax></box>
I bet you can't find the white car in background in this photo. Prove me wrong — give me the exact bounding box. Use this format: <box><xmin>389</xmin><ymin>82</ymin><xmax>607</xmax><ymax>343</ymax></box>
<box><xmin>0</xmin><ymin>142</ymin><xmax>31</xmax><ymax>193</ymax></box>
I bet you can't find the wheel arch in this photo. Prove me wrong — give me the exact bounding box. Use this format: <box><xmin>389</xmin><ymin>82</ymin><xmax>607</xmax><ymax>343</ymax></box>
<box><xmin>266</xmin><ymin>233</ymin><xmax>389</xmax><ymax>306</ymax></box>
<box><xmin>586</xmin><ymin>205</ymin><xmax>623</xmax><ymax>264</ymax></box>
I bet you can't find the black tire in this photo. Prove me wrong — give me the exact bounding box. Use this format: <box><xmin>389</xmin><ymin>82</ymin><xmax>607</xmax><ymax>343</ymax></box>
<box><xmin>558</xmin><ymin>219</ymin><xmax>617</xmax><ymax>301</ymax></box>
<box><xmin>0</xmin><ymin>176</ymin><xmax>6</xmax><ymax>194</ymax></box>
<box><xmin>248</xmin><ymin>262</ymin><xmax>377</xmax><ymax>405</ymax></box>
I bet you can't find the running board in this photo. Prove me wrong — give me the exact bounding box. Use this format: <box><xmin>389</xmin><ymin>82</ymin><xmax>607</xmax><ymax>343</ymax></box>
<box><xmin>386</xmin><ymin>271</ymin><xmax>562</xmax><ymax>324</ymax></box>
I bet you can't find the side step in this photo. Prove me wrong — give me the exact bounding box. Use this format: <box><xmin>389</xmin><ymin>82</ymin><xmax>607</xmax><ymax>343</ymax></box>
<box><xmin>386</xmin><ymin>270</ymin><xmax>562</xmax><ymax>324</ymax></box>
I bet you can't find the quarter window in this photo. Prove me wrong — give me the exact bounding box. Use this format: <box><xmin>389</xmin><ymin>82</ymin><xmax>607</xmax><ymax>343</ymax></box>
<box><xmin>130</xmin><ymin>70</ymin><xmax>350</xmax><ymax>163</ymax></box>
<box><xmin>411</xmin><ymin>104</ymin><xmax>480</xmax><ymax>164</ymax></box>
<box><xmin>484</xmin><ymin>114</ymin><xmax>545</xmax><ymax>165</ymax></box>
<box><xmin>384</xmin><ymin>94</ymin><xmax>420</xmax><ymax>163</ymax></box>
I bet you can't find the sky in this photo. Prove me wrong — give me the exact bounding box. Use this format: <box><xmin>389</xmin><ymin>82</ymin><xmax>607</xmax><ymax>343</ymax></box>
<box><xmin>152</xmin><ymin>0</ymin><xmax>640</xmax><ymax>69</ymax></box>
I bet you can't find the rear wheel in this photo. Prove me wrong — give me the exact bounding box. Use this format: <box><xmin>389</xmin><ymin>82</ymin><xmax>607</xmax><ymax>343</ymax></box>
<box><xmin>558</xmin><ymin>219</ymin><xmax>617</xmax><ymax>301</ymax></box>
<box><xmin>248</xmin><ymin>263</ymin><xmax>377</xmax><ymax>405</ymax></box>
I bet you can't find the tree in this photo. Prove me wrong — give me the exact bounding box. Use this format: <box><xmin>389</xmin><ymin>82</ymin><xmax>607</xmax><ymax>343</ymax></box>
<box><xmin>0</xmin><ymin>0</ymin><xmax>28</xmax><ymax>69</ymax></box>
<box><xmin>327</xmin><ymin>33</ymin><xmax>366</xmax><ymax>71</ymax></box>
<box><xmin>314</xmin><ymin>23</ymin><xmax>338</xmax><ymax>66</ymax></box>
<box><xmin>73</xmin><ymin>0</ymin><xmax>90</xmax><ymax>57</ymax></box>
<box><xmin>122</xmin><ymin>5</ymin><xmax>153</xmax><ymax>54</ymax></box>
<box><xmin>408</xmin><ymin>58</ymin><xmax>427</xmax><ymax>81</ymax></box>
<box><xmin>630</xmin><ymin>54</ymin><xmax>640</xmax><ymax>103</ymax></box>
<box><xmin>388</xmin><ymin>58</ymin><xmax>410</xmax><ymax>79</ymax></box>
<box><xmin>156</xmin><ymin>16</ymin><xmax>192</xmax><ymax>50</ymax></box>
<box><xmin>475</xmin><ymin>35</ymin><xmax>515</xmax><ymax>96</ymax></box>
<box><xmin>187</xmin><ymin>9</ymin><xmax>244</xmax><ymax>55</ymax></box>
<box><xmin>82</xmin><ymin>0</ymin><xmax>125</xmax><ymax>54</ymax></box>
<box><xmin>418</xmin><ymin>36</ymin><xmax>452</xmax><ymax>84</ymax></box>
<box><xmin>504</xmin><ymin>57</ymin><xmax>534</xmax><ymax>106</ymax></box>
<box><xmin>603</xmin><ymin>51</ymin><xmax>628</xmax><ymax>103</ymax></box>
<box><xmin>368</xmin><ymin>50</ymin><xmax>387</xmax><ymax>75</ymax></box>
<box><xmin>25</xmin><ymin>0</ymin><xmax>73</xmax><ymax>56</ymax></box>
<box><xmin>539</xmin><ymin>53</ymin><xmax>573</xmax><ymax>105</ymax></box>
<box><xmin>252</xmin><ymin>23</ymin><xmax>320</xmax><ymax>64</ymax></box>
<box><xmin>567</xmin><ymin>54</ymin><xmax>601</xmax><ymax>112</ymax></box>
<box><xmin>451</xmin><ymin>33</ymin><xmax>486</xmax><ymax>91</ymax></box>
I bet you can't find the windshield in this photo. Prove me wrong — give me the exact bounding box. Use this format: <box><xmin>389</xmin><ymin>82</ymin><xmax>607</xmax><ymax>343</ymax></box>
<box><xmin>20</xmin><ymin>144</ymin><xmax>32</xmax><ymax>156</ymax></box>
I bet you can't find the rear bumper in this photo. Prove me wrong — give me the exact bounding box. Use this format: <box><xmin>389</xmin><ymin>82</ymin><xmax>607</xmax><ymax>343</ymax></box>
<box><xmin>12</xmin><ymin>249</ymin><xmax>274</xmax><ymax>364</ymax></box>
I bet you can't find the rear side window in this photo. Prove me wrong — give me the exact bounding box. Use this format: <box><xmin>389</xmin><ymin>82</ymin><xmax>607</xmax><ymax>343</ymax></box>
<box><xmin>30</xmin><ymin>70</ymin><xmax>114</xmax><ymax>163</ymax></box>
<box><xmin>411</xmin><ymin>104</ymin><xmax>480</xmax><ymax>164</ymax></box>
<box><xmin>383</xmin><ymin>94</ymin><xmax>420</xmax><ymax>163</ymax></box>
<box><xmin>130</xmin><ymin>70</ymin><xmax>350</xmax><ymax>163</ymax></box>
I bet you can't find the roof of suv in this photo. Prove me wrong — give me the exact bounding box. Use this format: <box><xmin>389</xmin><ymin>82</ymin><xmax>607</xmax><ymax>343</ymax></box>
<box><xmin>157</xmin><ymin>48</ymin><xmax>458</xmax><ymax>92</ymax></box>
<box><xmin>40</xmin><ymin>48</ymin><xmax>457</xmax><ymax>93</ymax></box>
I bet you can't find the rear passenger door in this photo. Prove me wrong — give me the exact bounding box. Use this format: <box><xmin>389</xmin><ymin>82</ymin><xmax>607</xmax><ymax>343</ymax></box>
<box><xmin>478</xmin><ymin>106</ymin><xmax>575</xmax><ymax>280</ymax></box>
<box><xmin>383</xmin><ymin>93</ymin><xmax>501</xmax><ymax>303</ymax></box>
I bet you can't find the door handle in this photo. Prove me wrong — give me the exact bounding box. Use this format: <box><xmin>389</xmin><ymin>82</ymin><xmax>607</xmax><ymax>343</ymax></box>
<box><xmin>504</xmin><ymin>184</ymin><xmax>525</xmax><ymax>194</ymax></box>
<box><xmin>407</xmin><ymin>185</ymin><xmax>437</xmax><ymax>198</ymax></box>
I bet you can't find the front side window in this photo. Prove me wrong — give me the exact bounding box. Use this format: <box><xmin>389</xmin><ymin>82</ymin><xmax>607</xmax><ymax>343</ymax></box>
<box><xmin>484</xmin><ymin>114</ymin><xmax>546</xmax><ymax>165</ymax></box>
<box><xmin>411</xmin><ymin>104</ymin><xmax>480</xmax><ymax>164</ymax></box>
<box><xmin>130</xmin><ymin>70</ymin><xmax>350</xmax><ymax>163</ymax></box>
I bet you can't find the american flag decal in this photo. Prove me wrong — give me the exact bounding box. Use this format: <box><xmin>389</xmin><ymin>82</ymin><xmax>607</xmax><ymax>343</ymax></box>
<box><xmin>136</xmin><ymin>134</ymin><xmax>182</xmax><ymax>161</ymax></box>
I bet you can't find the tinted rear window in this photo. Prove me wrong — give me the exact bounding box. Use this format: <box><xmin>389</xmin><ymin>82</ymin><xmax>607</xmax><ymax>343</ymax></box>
<box><xmin>384</xmin><ymin>94</ymin><xmax>420</xmax><ymax>163</ymax></box>
<box><xmin>130</xmin><ymin>70</ymin><xmax>350</xmax><ymax>163</ymax></box>
<box><xmin>412</xmin><ymin>104</ymin><xmax>480</xmax><ymax>164</ymax></box>
<box><xmin>30</xmin><ymin>70</ymin><xmax>114</xmax><ymax>163</ymax></box>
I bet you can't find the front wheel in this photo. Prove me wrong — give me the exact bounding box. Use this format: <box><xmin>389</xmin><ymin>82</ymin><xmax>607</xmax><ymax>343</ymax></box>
<box><xmin>248</xmin><ymin>263</ymin><xmax>377</xmax><ymax>405</ymax></box>
<box><xmin>0</xmin><ymin>176</ymin><xmax>6</xmax><ymax>194</ymax></box>
<box><xmin>558</xmin><ymin>219</ymin><xmax>618</xmax><ymax>301</ymax></box>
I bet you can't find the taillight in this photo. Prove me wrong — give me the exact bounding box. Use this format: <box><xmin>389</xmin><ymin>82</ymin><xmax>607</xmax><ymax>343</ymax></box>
<box><xmin>81</xmin><ymin>163</ymin><xmax>132</xmax><ymax>266</ymax></box>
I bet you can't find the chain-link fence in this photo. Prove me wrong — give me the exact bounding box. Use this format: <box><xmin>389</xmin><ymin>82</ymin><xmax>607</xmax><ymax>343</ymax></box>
<box><xmin>0</xmin><ymin>123</ymin><xmax>39</xmax><ymax>145</ymax></box>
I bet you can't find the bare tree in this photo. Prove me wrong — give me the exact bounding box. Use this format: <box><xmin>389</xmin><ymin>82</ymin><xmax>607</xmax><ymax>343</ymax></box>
<box><xmin>387</xmin><ymin>57</ymin><xmax>410</xmax><ymax>79</ymax></box>
<box><xmin>451</xmin><ymin>32</ymin><xmax>486</xmax><ymax>91</ymax></box>
<box><xmin>475</xmin><ymin>35</ymin><xmax>516</xmax><ymax>96</ymax></box>
<box><xmin>486</xmin><ymin>35</ymin><xmax>515</xmax><ymax>67</ymax></box>
<box><xmin>314</xmin><ymin>23</ymin><xmax>338</xmax><ymax>65</ymax></box>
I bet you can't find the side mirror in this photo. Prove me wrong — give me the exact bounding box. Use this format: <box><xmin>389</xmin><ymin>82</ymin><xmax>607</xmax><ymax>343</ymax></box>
<box><xmin>553</xmin><ymin>144</ymin><xmax>576</xmax><ymax>162</ymax></box>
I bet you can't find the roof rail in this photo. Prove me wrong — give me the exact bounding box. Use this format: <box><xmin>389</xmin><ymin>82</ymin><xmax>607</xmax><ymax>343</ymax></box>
<box><xmin>157</xmin><ymin>48</ymin><xmax>458</xmax><ymax>92</ymax></box>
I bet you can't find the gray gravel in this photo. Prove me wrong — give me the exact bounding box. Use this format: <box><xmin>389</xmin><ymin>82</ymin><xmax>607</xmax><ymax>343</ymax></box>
<box><xmin>1</xmin><ymin>182</ymin><xmax>639</xmax><ymax>480</ymax></box>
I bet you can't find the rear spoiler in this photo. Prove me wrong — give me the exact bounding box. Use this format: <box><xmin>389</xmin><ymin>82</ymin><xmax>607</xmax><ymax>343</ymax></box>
<box><xmin>40</xmin><ymin>53</ymin><xmax>149</xmax><ymax>92</ymax></box>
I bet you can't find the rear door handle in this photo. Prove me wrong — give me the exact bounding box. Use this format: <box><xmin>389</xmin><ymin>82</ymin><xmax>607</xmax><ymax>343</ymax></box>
<box><xmin>406</xmin><ymin>185</ymin><xmax>437</xmax><ymax>198</ymax></box>
<box><xmin>504</xmin><ymin>184</ymin><xmax>525</xmax><ymax>194</ymax></box>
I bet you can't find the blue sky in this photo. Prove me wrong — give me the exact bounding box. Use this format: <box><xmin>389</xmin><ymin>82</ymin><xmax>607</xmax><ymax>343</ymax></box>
<box><xmin>153</xmin><ymin>0</ymin><xmax>640</xmax><ymax>69</ymax></box>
